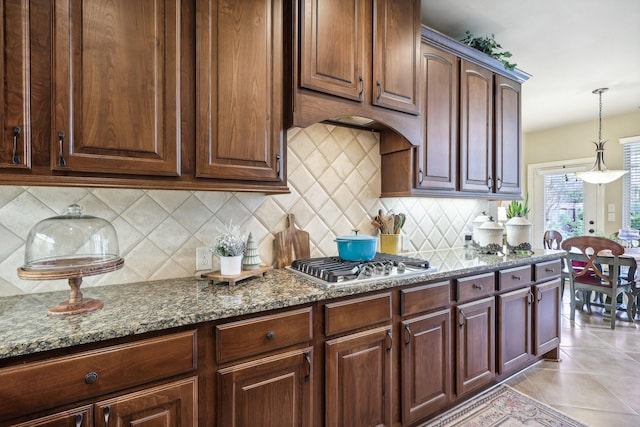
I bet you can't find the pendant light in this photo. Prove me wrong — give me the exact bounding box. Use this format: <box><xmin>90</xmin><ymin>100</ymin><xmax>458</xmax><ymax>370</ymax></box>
<box><xmin>576</xmin><ymin>88</ymin><xmax>628</xmax><ymax>184</ymax></box>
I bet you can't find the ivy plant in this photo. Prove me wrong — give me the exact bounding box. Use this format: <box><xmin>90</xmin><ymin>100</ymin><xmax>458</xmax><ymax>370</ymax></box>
<box><xmin>460</xmin><ymin>31</ymin><xmax>516</xmax><ymax>71</ymax></box>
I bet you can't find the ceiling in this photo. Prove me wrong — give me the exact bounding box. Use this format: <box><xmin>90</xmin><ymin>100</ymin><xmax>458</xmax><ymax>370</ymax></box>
<box><xmin>420</xmin><ymin>0</ymin><xmax>640</xmax><ymax>133</ymax></box>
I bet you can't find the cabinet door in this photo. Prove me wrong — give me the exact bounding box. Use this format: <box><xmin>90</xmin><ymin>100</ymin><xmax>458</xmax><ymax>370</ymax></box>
<box><xmin>417</xmin><ymin>43</ymin><xmax>458</xmax><ymax>191</ymax></box>
<box><xmin>533</xmin><ymin>279</ymin><xmax>561</xmax><ymax>356</ymax></box>
<box><xmin>9</xmin><ymin>405</ymin><xmax>92</xmax><ymax>427</ymax></box>
<box><xmin>300</xmin><ymin>0</ymin><xmax>366</xmax><ymax>101</ymax></box>
<box><xmin>196</xmin><ymin>0</ymin><xmax>284</xmax><ymax>182</ymax></box>
<box><xmin>494</xmin><ymin>75</ymin><xmax>522</xmax><ymax>195</ymax></box>
<box><xmin>401</xmin><ymin>310</ymin><xmax>451</xmax><ymax>425</ymax></box>
<box><xmin>95</xmin><ymin>377</ymin><xmax>197</xmax><ymax>427</ymax></box>
<box><xmin>455</xmin><ymin>297</ymin><xmax>495</xmax><ymax>396</ymax></box>
<box><xmin>372</xmin><ymin>0</ymin><xmax>420</xmax><ymax>114</ymax></box>
<box><xmin>0</xmin><ymin>0</ymin><xmax>30</xmax><ymax>170</ymax></box>
<box><xmin>217</xmin><ymin>348</ymin><xmax>313</xmax><ymax>427</ymax></box>
<box><xmin>52</xmin><ymin>0</ymin><xmax>180</xmax><ymax>176</ymax></box>
<box><xmin>459</xmin><ymin>60</ymin><xmax>493</xmax><ymax>193</ymax></box>
<box><xmin>497</xmin><ymin>287</ymin><xmax>532</xmax><ymax>375</ymax></box>
<box><xmin>325</xmin><ymin>326</ymin><xmax>392</xmax><ymax>427</ymax></box>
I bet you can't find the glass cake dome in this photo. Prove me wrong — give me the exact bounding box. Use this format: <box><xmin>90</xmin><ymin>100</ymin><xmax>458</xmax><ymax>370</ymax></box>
<box><xmin>21</xmin><ymin>204</ymin><xmax>121</xmax><ymax>272</ymax></box>
<box><xmin>18</xmin><ymin>204</ymin><xmax>124</xmax><ymax>315</ymax></box>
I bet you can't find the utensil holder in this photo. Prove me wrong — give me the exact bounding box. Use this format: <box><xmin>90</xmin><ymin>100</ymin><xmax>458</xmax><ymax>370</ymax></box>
<box><xmin>380</xmin><ymin>234</ymin><xmax>402</xmax><ymax>255</ymax></box>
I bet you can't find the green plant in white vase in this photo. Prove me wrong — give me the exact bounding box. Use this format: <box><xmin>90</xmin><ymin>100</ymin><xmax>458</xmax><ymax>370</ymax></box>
<box><xmin>213</xmin><ymin>222</ymin><xmax>246</xmax><ymax>275</ymax></box>
<box><xmin>504</xmin><ymin>193</ymin><xmax>532</xmax><ymax>254</ymax></box>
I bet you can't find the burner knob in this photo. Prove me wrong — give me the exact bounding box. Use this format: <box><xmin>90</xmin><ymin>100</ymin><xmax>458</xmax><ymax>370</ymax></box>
<box><xmin>397</xmin><ymin>262</ymin><xmax>406</xmax><ymax>274</ymax></box>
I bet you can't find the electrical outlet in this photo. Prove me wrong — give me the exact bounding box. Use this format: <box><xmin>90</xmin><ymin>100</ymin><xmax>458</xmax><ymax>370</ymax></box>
<box><xmin>196</xmin><ymin>247</ymin><xmax>213</xmax><ymax>271</ymax></box>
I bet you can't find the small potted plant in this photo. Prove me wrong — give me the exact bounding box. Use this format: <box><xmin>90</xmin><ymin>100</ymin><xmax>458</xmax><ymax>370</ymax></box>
<box><xmin>504</xmin><ymin>193</ymin><xmax>532</xmax><ymax>254</ymax></box>
<box><xmin>213</xmin><ymin>222</ymin><xmax>246</xmax><ymax>275</ymax></box>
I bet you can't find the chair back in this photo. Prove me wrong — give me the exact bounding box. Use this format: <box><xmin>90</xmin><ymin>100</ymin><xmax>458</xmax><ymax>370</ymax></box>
<box><xmin>561</xmin><ymin>236</ymin><xmax>624</xmax><ymax>286</ymax></box>
<box><xmin>543</xmin><ymin>230</ymin><xmax>563</xmax><ymax>249</ymax></box>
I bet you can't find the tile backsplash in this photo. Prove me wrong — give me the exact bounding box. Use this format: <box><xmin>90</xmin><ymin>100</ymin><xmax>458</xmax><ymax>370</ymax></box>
<box><xmin>0</xmin><ymin>123</ymin><xmax>491</xmax><ymax>296</ymax></box>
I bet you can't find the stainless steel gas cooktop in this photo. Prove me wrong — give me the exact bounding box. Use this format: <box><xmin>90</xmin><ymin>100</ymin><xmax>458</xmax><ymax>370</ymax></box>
<box><xmin>288</xmin><ymin>253</ymin><xmax>436</xmax><ymax>286</ymax></box>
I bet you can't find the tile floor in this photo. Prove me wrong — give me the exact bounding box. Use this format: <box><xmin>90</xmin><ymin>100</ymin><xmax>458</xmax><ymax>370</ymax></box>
<box><xmin>506</xmin><ymin>290</ymin><xmax>640</xmax><ymax>426</ymax></box>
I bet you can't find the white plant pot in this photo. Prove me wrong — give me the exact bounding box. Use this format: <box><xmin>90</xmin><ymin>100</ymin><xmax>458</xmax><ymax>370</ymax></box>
<box><xmin>505</xmin><ymin>217</ymin><xmax>532</xmax><ymax>253</ymax></box>
<box><xmin>219</xmin><ymin>255</ymin><xmax>243</xmax><ymax>275</ymax></box>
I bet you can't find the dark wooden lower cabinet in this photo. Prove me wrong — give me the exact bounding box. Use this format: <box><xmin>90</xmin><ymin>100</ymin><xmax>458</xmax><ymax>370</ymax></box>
<box><xmin>497</xmin><ymin>287</ymin><xmax>532</xmax><ymax>375</ymax></box>
<box><xmin>533</xmin><ymin>279</ymin><xmax>561</xmax><ymax>356</ymax></box>
<box><xmin>95</xmin><ymin>377</ymin><xmax>197</xmax><ymax>427</ymax></box>
<box><xmin>401</xmin><ymin>309</ymin><xmax>451</xmax><ymax>425</ymax></box>
<box><xmin>455</xmin><ymin>297</ymin><xmax>495</xmax><ymax>396</ymax></box>
<box><xmin>217</xmin><ymin>347</ymin><xmax>313</xmax><ymax>427</ymax></box>
<box><xmin>10</xmin><ymin>405</ymin><xmax>93</xmax><ymax>427</ymax></box>
<box><xmin>325</xmin><ymin>326</ymin><xmax>392</xmax><ymax>427</ymax></box>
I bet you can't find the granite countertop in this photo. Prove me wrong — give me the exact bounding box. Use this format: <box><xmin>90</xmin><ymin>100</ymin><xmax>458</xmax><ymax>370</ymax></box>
<box><xmin>0</xmin><ymin>248</ymin><xmax>564</xmax><ymax>361</ymax></box>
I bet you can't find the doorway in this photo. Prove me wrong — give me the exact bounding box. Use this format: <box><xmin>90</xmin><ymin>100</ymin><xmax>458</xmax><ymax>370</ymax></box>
<box><xmin>528</xmin><ymin>158</ymin><xmax>601</xmax><ymax>247</ymax></box>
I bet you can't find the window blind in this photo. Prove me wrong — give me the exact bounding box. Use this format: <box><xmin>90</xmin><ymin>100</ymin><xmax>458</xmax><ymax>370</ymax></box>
<box><xmin>622</xmin><ymin>141</ymin><xmax>640</xmax><ymax>229</ymax></box>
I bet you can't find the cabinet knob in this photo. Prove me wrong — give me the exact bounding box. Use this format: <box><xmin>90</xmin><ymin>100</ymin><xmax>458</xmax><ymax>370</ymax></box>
<box><xmin>84</xmin><ymin>371</ymin><xmax>99</xmax><ymax>384</ymax></box>
<box><xmin>266</xmin><ymin>331</ymin><xmax>275</xmax><ymax>340</ymax></box>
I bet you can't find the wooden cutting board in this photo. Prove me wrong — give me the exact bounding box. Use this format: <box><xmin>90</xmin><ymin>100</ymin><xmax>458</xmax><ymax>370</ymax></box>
<box><xmin>274</xmin><ymin>213</ymin><xmax>310</xmax><ymax>268</ymax></box>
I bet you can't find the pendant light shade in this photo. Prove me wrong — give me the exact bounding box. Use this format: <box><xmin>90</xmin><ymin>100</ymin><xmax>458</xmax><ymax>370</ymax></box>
<box><xmin>576</xmin><ymin>88</ymin><xmax>628</xmax><ymax>184</ymax></box>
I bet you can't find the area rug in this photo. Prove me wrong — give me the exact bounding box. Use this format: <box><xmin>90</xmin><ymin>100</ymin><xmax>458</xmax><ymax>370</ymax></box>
<box><xmin>422</xmin><ymin>384</ymin><xmax>587</xmax><ymax>426</ymax></box>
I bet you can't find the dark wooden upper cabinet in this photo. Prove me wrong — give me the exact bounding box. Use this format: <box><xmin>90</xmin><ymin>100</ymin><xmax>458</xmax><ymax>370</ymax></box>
<box><xmin>494</xmin><ymin>75</ymin><xmax>522</xmax><ymax>195</ymax></box>
<box><xmin>372</xmin><ymin>0</ymin><xmax>420</xmax><ymax>114</ymax></box>
<box><xmin>300</xmin><ymin>0</ymin><xmax>366</xmax><ymax>102</ymax></box>
<box><xmin>196</xmin><ymin>0</ymin><xmax>284</xmax><ymax>182</ymax></box>
<box><xmin>300</xmin><ymin>0</ymin><xmax>419</xmax><ymax>114</ymax></box>
<box><xmin>1</xmin><ymin>0</ymin><xmax>31</xmax><ymax>171</ymax></box>
<box><xmin>417</xmin><ymin>43</ymin><xmax>458</xmax><ymax>191</ymax></box>
<box><xmin>52</xmin><ymin>0</ymin><xmax>181</xmax><ymax>176</ymax></box>
<box><xmin>459</xmin><ymin>59</ymin><xmax>493</xmax><ymax>193</ymax></box>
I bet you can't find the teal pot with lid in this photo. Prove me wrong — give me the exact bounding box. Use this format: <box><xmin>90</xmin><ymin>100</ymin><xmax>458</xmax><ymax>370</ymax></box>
<box><xmin>335</xmin><ymin>235</ymin><xmax>378</xmax><ymax>261</ymax></box>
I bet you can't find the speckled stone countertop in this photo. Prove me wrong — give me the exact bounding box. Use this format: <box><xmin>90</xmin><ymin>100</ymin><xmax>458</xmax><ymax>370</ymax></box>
<box><xmin>0</xmin><ymin>248</ymin><xmax>563</xmax><ymax>361</ymax></box>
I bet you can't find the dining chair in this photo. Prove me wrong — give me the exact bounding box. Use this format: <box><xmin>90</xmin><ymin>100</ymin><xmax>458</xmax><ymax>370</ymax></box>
<box><xmin>544</xmin><ymin>230</ymin><xmax>568</xmax><ymax>298</ymax></box>
<box><xmin>561</xmin><ymin>236</ymin><xmax>637</xmax><ymax>329</ymax></box>
<box><xmin>543</xmin><ymin>230</ymin><xmax>563</xmax><ymax>249</ymax></box>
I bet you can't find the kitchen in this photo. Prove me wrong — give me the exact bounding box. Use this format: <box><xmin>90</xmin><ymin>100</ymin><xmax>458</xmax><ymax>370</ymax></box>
<box><xmin>0</xmin><ymin>0</ymin><xmax>639</xmax><ymax>426</ymax></box>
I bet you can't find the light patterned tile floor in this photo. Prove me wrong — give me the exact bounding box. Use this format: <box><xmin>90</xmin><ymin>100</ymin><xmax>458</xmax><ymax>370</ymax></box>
<box><xmin>506</xmin><ymin>290</ymin><xmax>640</xmax><ymax>427</ymax></box>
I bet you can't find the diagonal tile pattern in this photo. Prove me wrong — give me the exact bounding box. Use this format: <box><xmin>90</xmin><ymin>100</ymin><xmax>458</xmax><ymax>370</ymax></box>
<box><xmin>0</xmin><ymin>123</ymin><xmax>491</xmax><ymax>296</ymax></box>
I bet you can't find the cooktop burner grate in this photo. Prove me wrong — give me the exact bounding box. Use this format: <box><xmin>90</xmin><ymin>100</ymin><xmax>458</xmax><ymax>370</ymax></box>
<box><xmin>290</xmin><ymin>253</ymin><xmax>431</xmax><ymax>283</ymax></box>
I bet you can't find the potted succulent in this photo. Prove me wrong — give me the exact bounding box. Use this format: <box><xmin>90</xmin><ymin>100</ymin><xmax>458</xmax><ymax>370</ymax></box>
<box><xmin>213</xmin><ymin>222</ymin><xmax>246</xmax><ymax>275</ymax></box>
<box><xmin>504</xmin><ymin>193</ymin><xmax>532</xmax><ymax>254</ymax></box>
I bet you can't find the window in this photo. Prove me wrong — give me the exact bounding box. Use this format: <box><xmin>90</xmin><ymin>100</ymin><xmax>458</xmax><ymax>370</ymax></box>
<box><xmin>622</xmin><ymin>137</ymin><xmax>640</xmax><ymax>229</ymax></box>
<box><xmin>544</xmin><ymin>172</ymin><xmax>584</xmax><ymax>238</ymax></box>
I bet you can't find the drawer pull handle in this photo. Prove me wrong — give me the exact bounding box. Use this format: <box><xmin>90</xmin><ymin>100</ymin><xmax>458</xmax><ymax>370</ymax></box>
<box><xmin>528</xmin><ymin>290</ymin><xmax>534</xmax><ymax>305</ymax></box>
<box><xmin>385</xmin><ymin>329</ymin><xmax>392</xmax><ymax>352</ymax></box>
<box><xmin>12</xmin><ymin>126</ymin><xmax>21</xmax><ymax>164</ymax></box>
<box><xmin>459</xmin><ymin>308</ymin><xmax>467</xmax><ymax>328</ymax></box>
<box><xmin>512</xmin><ymin>275</ymin><xmax>521</xmax><ymax>280</ymax></box>
<box><xmin>265</xmin><ymin>331</ymin><xmax>275</xmax><ymax>340</ymax></box>
<box><xmin>75</xmin><ymin>413</ymin><xmax>83</xmax><ymax>427</ymax></box>
<box><xmin>358</xmin><ymin>76</ymin><xmax>364</xmax><ymax>99</ymax></box>
<box><xmin>57</xmin><ymin>131</ymin><xmax>67</xmax><ymax>167</ymax></box>
<box><xmin>545</xmin><ymin>268</ymin><xmax>555</xmax><ymax>273</ymax></box>
<box><xmin>84</xmin><ymin>371</ymin><xmax>99</xmax><ymax>384</ymax></box>
<box><xmin>472</xmin><ymin>283</ymin><xmax>483</xmax><ymax>290</ymax></box>
<box><xmin>103</xmin><ymin>406</ymin><xmax>110</xmax><ymax>426</ymax></box>
<box><xmin>404</xmin><ymin>323</ymin><xmax>411</xmax><ymax>346</ymax></box>
<box><xmin>304</xmin><ymin>351</ymin><xmax>311</xmax><ymax>381</ymax></box>
<box><xmin>537</xmin><ymin>289</ymin><xmax>543</xmax><ymax>302</ymax></box>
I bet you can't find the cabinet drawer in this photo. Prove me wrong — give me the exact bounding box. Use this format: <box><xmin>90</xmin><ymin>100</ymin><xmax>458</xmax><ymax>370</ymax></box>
<box><xmin>216</xmin><ymin>307</ymin><xmax>312</xmax><ymax>364</ymax></box>
<box><xmin>325</xmin><ymin>293</ymin><xmax>392</xmax><ymax>336</ymax></box>
<box><xmin>0</xmin><ymin>330</ymin><xmax>197</xmax><ymax>420</ymax></box>
<box><xmin>534</xmin><ymin>260</ymin><xmax>562</xmax><ymax>282</ymax></box>
<box><xmin>498</xmin><ymin>265</ymin><xmax>533</xmax><ymax>292</ymax></box>
<box><xmin>400</xmin><ymin>281</ymin><xmax>450</xmax><ymax>316</ymax></box>
<box><xmin>456</xmin><ymin>273</ymin><xmax>495</xmax><ymax>302</ymax></box>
